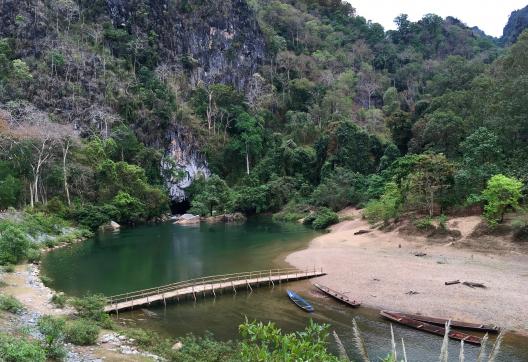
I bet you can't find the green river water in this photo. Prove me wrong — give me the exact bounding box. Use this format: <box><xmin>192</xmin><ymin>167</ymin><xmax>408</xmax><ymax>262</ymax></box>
<box><xmin>41</xmin><ymin>217</ymin><xmax>528</xmax><ymax>361</ymax></box>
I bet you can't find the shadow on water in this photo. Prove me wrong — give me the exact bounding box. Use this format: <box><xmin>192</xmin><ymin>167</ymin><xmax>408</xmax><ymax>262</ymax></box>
<box><xmin>41</xmin><ymin>217</ymin><xmax>528</xmax><ymax>361</ymax></box>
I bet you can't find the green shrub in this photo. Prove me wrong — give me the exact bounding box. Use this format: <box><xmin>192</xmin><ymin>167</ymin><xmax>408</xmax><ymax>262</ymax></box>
<box><xmin>0</xmin><ymin>294</ymin><xmax>24</xmax><ymax>314</ymax></box>
<box><xmin>37</xmin><ymin>316</ymin><xmax>66</xmax><ymax>360</ymax></box>
<box><xmin>64</xmin><ymin>319</ymin><xmax>100</xmax><ymax>346</ymax></box>
<box><xmin>0</xmin><ymin>333</ymin><xmax>46</xmax><ymax>362</ymax></box>
<box><xmin>20</xmin><ymin>212</ymin><xmax>67</xmax><ymax>237</ymax></box>
<box><xmin>239</xmin><ymin>319</ymin><xmax>340</xmax><ymax>361</ymax></box>
<box><xmin>273</xmin><ymin>211</ymin><xmax>304</xmax><ymax>223</ymax></box>
<box><xmin>0</xmin><ymin>224</ymin><xmax>31</xmax><ymax>265</ymax></box>
<box><xmin>414</xmin><ymin>217</ymin><xmax>434</xmax><ymax>230</ymax></box>
<box><xmin>482</xmin><ymin>174</ymin><xmax>523</xmax><ymax>225</ymax></box>
<box><xmin>44</xmin><ymin>238</ymin><xmax>57</xmax><ymax>248</ymax></box>
<box><xmin>363</xmin><ymin>182</ymin><xmax>401</xmax><ymax>224</ymax></box>
<box><xmin>311</xmin><ymin>168</ymin><xmax>368</xmax><ymax>211</ymax></box>
<box><xmin>25</xmin><ymin>247</ymin><xmax>41</xmax><ymax>263</ymax></box>
<box><xmin>438</xmin><ymin>214</ymin><xmax>448</xmax><ymax>230</ymax></box>
<box><xmin>111</xmin><ymin>191</ymin><xmax>145</xmax><ymax>224</ymax></box>
<box><xmin>45</xmin><ymin>197</ymin><xmax>67</xmax><ymax>216</ymax></box>
<box><xmin>51</xmin><ymin>293</ymin><xmax>68</xmax><ymax>308</ymax></box>
<box><xmin>40</xmin><ymin>275</ymin><xmax>53</xmax><ymax>287</ymax></box>
<box><xmin>68</xmin><ymin>203</ymin><xmax>119</xmax><ymax>230</ymax></box>
<box><xmin>311</xmin><ymin>208</ymin><xmax>339</xmax><ymax>230</ymax></box>
<box><xmin>302</xmin><ymin>212</ymin><xmax>317</xmax><ymax>226</ymax></box>
<box><xmin>272</xmin><ymin>202</ymin><xmax>311</xmax><ymax>223</ymax></box>
<box><xmin>173</xmin><ymin>333</ymin><xmax>238</xmax><ymax>362</ymax></box>
<box><xmin>70</xmin><ymin>294</ymin><xmax>110</xmax><ymax>326</ymax></box>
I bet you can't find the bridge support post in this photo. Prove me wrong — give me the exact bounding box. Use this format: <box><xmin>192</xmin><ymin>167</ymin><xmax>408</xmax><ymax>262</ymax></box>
<box><xmin>246</xmin><ymin>279</ymin><xmax>252</xmax><ymax>292</ymax></box>
<box><xmin>232</xmin><ymin>280</ymin><xmax>236</xmax><ymax>294</ymax></box>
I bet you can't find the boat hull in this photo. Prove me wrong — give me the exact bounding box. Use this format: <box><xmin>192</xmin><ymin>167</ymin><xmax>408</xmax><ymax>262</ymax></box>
<box><xmin>313</xmin><ymin>283</ymin><xmax>360</xmax><ymax>308</ymax></box>
<box><xmin>287</xmin><ymin>290</ymin><xmax>314</xmax><ymax>313</ymax></box>
<box><xmin>397</xmin><ymin>312</ymin><xmax>499</xmax><ymax>333</ymax></box>
<box><xmin>380</xmin><ymin>311</ymin><xmax>481</xmax><ymax>345</ymax></box>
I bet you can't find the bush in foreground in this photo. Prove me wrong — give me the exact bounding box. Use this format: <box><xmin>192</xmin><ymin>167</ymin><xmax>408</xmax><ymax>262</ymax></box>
<box><xmin>239</xmin><ymin>319</ymin><xmax>340</xmax><ymax>361</ymax></box>
<box><xmin>64</xmin><ymin>319</ymin><xmax>100</xmax><ymax>346</ymax></box>
<box><xmin>37</xmin><ymin>316</ymin><xmax>66</xmax><ymax>360</ymax></box>
<box><xmin>0</xmin><ymin>333</ymin><xmax>46</xmax><ymax>362</ymax></box>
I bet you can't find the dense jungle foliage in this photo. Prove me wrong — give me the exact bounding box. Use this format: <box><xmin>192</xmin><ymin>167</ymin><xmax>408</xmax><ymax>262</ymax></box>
<box><xmin>0</xmin><ymin>0</ymin><xmax>527</xmax><ymax>230</ymax></box>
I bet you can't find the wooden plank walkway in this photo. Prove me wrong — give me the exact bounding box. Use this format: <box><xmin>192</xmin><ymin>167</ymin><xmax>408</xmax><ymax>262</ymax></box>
<box><xmin>104</xmin><ymin>267</ymin><xmax>325</xmax><ymax>313</ymax></box>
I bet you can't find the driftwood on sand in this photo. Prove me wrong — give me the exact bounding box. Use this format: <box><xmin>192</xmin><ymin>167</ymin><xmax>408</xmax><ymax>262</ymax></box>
<box><xmin>445</xmin><ymin>280</ymin><xmax>461</xmax><ymax>285</ymax></box>
<box><xmin>354</xmin><ymin>230</ymin><xmax>371</xmax><ymax>235</ymax></box>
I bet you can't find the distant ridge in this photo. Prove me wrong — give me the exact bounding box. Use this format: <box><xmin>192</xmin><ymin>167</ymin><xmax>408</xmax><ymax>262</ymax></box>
<box><xmin>502</xmin><ymin>5</ymin><xmax>528</xmax><ymax>44</ymax></box>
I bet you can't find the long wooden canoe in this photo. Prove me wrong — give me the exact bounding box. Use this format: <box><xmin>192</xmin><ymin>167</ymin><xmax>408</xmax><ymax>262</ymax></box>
<box><xmin>287</xmin><ymin>290</ymin><xmax>314</xmax><ymax>313</ymax></box>
<box><xmin>397</xmin><ymin>312</ymin><xmax>499</xmax><ymax>333</ymax></box>
<box><xmin>380</xmin><ymin>311</ymin><xmax>481</xmax><ymax>345</ymax></box>
<box><xmin>313</xmin><ymin>283</ymin><xmax>360</xmax><ymax>308</ymax></box>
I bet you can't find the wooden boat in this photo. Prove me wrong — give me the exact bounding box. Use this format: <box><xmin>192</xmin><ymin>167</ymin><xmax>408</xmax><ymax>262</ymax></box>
<box><xmin>380</xmin><ymin>311</ymin><xmax>481</xmax><ymax>345</ymax></box>
<box><xmin>397</xmin><ymin>312</ymin><xmax>500</xmax><ymax>333</ymax></box>
<box><xmin>313</xmin><ymin>283</ymin><xmax>360</xmax><ymax>308</ymax></box>
<box><xmin>287</xmin><ymin>290</ymin><xmax>314</xmax><ymax>313</ymax></box>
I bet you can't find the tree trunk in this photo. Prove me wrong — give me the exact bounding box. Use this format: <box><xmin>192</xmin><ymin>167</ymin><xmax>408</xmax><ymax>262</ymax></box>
<box><xmin>63</xmin><ymin>141</ymin><xmax>71</xmax><ymax>206</ymax></box>
<box><xmin>29</xmin><ymin>182</ymin><xmax>34</xmax><ymax>208</ymax></box>
<box><xmin>245</xmin><ymin>143</ymin><xmax>250</xmax><ymax>175</ymax></box>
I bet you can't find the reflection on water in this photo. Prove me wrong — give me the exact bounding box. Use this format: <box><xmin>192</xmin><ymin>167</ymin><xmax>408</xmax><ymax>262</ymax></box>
<box><xmin>41</xmin><ymin>217</ymin><xmax>318</xmax><ymax>296</ymax></box>
<box><xmin>41</xmin><ymin>218</ymin><xmax>528</xmax><ymax>361</ymax></box>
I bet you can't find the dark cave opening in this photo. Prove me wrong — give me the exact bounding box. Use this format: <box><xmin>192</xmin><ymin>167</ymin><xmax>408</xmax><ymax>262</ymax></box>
<box><xmin>170</xmin><ymin>199</ymin><xmax>191</xmax><ymax>215</ymax></box>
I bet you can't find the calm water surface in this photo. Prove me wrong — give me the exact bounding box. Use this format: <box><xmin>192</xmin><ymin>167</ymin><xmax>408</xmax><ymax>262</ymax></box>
<box><xmin>41</xmin><ymin>217</ymin><xmax>528</xmax><ymax>361</ymax></box>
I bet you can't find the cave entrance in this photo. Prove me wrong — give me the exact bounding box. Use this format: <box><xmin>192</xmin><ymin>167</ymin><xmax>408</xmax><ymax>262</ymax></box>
<box><xmin>171</xmin><ymin>199</ymin><xmax>191</xmax><ymax>215</ymax></box>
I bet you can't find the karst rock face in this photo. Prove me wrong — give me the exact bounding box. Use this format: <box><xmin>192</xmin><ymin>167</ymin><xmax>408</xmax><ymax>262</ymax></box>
<box><xmin>105</xmin><ymin>0</ymin><xmax>266</xmax><ymax>90</ymax></box>
<box><xmin>163</xmin><ymin>125</ymin><xmax>210</xmax><ymax>202</ymax></box>
<box><xmin>105</xmin><ymin>0</ymin><xmax>266</xmax><ymax>199</ymax></box>
<box><xmin>0</xmin><ymin>0</ymin><xmax>266</xmax><ymax>201</ymax></box>
<box><xmin>502</xmin><ymin>5</ymin><xmax>528</xmax><ymax>45</ymax></box>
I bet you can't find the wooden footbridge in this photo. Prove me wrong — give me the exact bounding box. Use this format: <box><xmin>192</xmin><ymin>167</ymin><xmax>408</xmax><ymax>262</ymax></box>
<box><xmin>104</xmin><ymin>267</ymin><xmax>325</xmax><ymax>313</ymax></box>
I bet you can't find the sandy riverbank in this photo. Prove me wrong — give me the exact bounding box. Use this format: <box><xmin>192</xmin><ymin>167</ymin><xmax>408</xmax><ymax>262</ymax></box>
<box><xmin>286</xmin><ymin>209</ymin><xmax>528</xmax><ymax>335</ymax></box>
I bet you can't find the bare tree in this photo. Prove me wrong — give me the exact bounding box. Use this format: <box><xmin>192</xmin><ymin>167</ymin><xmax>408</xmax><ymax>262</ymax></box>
<box><xmin>0</xmin><ymin>104</ymin><xmax>78</xmax><ymax>207</ymax></box>
<box><xmin>358</xmin><ymin>65</ymin><xmax>382</xmax><ymax>109</ymax></box>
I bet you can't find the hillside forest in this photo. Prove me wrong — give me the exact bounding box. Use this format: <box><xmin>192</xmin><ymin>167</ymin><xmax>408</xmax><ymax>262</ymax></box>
<box><xmin>0</xmin><ymin>0</ymin><xmax>527</xmax><ymax>232</ymax></box>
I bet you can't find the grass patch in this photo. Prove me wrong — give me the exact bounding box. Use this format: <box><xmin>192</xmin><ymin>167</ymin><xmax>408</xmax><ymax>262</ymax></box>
<box><xmin>0</xmin><ymin>294</ymin><xmax>24</xmax><ymax>314</ymax></box>
<box><xmin>2</xmin><ymin>265</ymin><xmax>15</xmax><ymax>273</ymax></box>
<box><xmin>50</xmin><ymin>293</ymin><xmax>68</xmax><ymax>308</ymax></box>
<box><xmin>40</xmin><ymin>275</ymin><xmax>53</xmax><ymax>287</ymax></box>
<box><xmin>414</xmin><ymin>216</ymin><xmax>434</xmax><ymax>230</ymax></box>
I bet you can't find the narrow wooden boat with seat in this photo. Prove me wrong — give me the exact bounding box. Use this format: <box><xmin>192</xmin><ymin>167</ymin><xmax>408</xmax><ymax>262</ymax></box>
<box><xmin>287</xmin><ymin>290</ymin><xmax>314</xmax><ymax>313</ymax></box>
<box><xmin>380</xmin><ymin>311</ymin><xmax>481</xmax><ymax>345</ymax></box>
<box><xmin>397</xmin><ymin>312</ymin><xmax>499</xmax><ymax>333</ymax></box>
<box><xmin>313</xmin><ymin>283</ymin><xmax>360</xmax><ymax>308</ymax></box>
